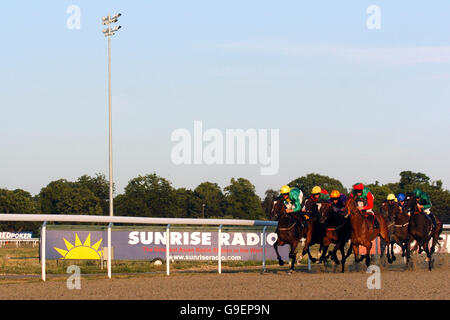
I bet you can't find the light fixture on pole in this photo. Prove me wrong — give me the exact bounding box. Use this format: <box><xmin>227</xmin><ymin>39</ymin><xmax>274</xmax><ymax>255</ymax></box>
<box><xmin>102</xmin><ymin>13</ymin><xmax>122</xmax><ymax>279</ymax></box>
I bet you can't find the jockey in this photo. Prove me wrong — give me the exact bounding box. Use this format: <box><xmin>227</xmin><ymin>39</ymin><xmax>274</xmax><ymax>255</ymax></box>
<box><xmin>279</xmin><ymin>185</ymin><xmax>305</xmax><ymax>221</ymax></box>
<box><xmin>350</xmin><ymin>182</ymin><xmax>379</xmax><ymax>228</ymax></box>
<box><xmin>397</xmin><ymin>193</ymin><xmax>406</xmax><ymax>207</ymax></box>
<box><xmin>413</xmin><ymin>188</ymin><xmax>438</xmax><ymax>229</ymax></box>
<box><xmin>310</xmin><ymin>186</ymin><xmax>331</xmax><ymax>203</ymax></box>
<box><xmin>330</xmin><ymin>190</ymin><xmax>346</xmax><ymax>214</ymax></box>
<box><xmin>301</xmin><ymin>186</ymin><xmax>330</xmax><ymax>221</ymax></box>
<box><xmin>386</xmin><ymin>193</ymin><xmax>397</xmax><ymax>204</ymax></box>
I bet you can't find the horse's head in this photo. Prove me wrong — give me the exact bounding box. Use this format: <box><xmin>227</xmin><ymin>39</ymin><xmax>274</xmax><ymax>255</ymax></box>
<box><xmin>270</xmin><ymin>198</ymin><xmax>285</xmax><ymax>221</ymax></box>
<box><xmin>318</xmin><ymin>202</ymin><xmax>332</xmax><ymax>224</ymax></box>
<box><xmin>304</xmin><ymin>198</ymin><xmax>318</xmax><ymax>214</ymax></box>
<box><xmin>403</xmin><ymin>193</ymin><xmax>418</xmax><ymax>216</ymax></box>
<box><xmin>380</xmin><ymin>200</ymin><xmax>389</xmax><ymax>216</ymax></box>
<box><xmin>381</xmin><ymin>200</ymin><xmax>398</xmax><ymax>222</ymax></box>
<box><xmin>344</xmin><ymin>197</ymin><xmax>359</xmax><ymax>217</ymax></box>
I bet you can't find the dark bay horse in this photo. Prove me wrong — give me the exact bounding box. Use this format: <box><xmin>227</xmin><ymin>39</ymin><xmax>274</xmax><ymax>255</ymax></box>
<box><xmin>318</xmin><ymin>202</ymin><xmax>352</xmax><ymax>272</ymax></box>
<box><xmin>404</xmin><ymin>194</ymin><xmax>442</xmax><ymax>270</ymax></box>
<box><xmin>300</xmin><ymin>199</ymin><xmax>326</xmax><ymax>263</ymax></box>
<box><xmin>380</xmin><ymin>200</ymin><xmax>411</xmax><ymax>266</ymax></box>
<box><xmin>345</xmin><ymin>198</ymin><xmax>392</xmax><ymax>267</ymax></box>
<box><xmin>270</xmin><ymin>199</ymin><xmax>305</xmax><ymax>273</ymax></box>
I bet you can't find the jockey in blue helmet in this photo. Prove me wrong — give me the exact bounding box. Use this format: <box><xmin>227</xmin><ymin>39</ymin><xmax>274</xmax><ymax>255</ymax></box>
<box><xmin>397</xmin><ymin>193</ymin><xmax>406</xmax><ymax>207</ymax></box>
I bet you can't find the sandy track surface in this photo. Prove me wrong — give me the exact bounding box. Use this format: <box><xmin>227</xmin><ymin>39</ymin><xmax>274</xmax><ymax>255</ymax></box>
<box><xmin>0</xmin><ymin>258</ymin><xmax>448</xmax><ymax>300</ymax></box>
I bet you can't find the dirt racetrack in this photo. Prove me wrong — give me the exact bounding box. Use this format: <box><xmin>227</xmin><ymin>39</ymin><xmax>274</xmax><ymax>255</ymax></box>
<box><xmin>0</xmin><ymin>254</ymin><xmax>448</xmax><ymax>300</ymax></box>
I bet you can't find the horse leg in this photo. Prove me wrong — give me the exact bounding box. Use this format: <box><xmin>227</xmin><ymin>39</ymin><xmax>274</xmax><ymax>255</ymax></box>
<box><xmin>302</xmin><ymin>227</ymin><xmax>316</xmax><ymax>263</ymax></box>
<box><xmin>379</xmin><ymin>227</ymin><xmax>393</xmax><ymax>264</ymax></box>
<box><xmin>352</xmin><ymin>243</ymin><xmax>363</xmax><ymax>263</ymax></box>
<box><xmin>320</xmin><ymin>245</ymin><xmax>329</xmax><ymax>264</ymax></box>
<box><xmin>390</xmin><ymin>242</ymin><xmax>396</xmax><ymax>262</ymax></box>
<box><xmin>274</xmin><ymin>240</ymin><xmax>284</xmax><ymax>266</ymax></box>
<box><xmin>423</xmin><ymin>244</ymin><xmax>433</xmax><ymax>271</ymax></box>
<box><xmin>288</xmin><ymin>240</ymin><xmax>299</xmax><ymax>273</ymax></box>
<box><xmin>330</xmin><ymin>243</ymin><xmax>340</xmax><ymax>265</ymax></box>
<box><xmin>364</xmin><ymin>242</ymin><xmax>372</xmax><ymax>267</ymax></box>
<box><xmin>379</xmin><ymin>237</ymin><xmax>386</xmax><ymax>260</ymax></box>
<box><xmin>405</xmin><ymin>238</ymin><xmax>412</xmax><ymax>268</ymax></box>
<box><xmin>339</xmin><ymin>245</ymin><xmax>347</xmax><ymax>273</ymax></box>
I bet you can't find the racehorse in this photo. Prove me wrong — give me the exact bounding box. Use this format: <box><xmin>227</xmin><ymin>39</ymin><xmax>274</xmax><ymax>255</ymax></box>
<box><xmin>344</xmin><ymin>197</ymin><xmax>392</xmax><ymax>267</ymax></box>
<box><xmin>318</xmin><ymin>202</ymin><xmax>352</xmax><ymax>272</ymax></box>
<box><xmin>380</xmin><ymin>200</ymin><xmax>411</xmax><ymax>266</ymax></box>
<box><xmin>300</xmin><ymin>199</ymin><xmax>326</xmax><ymax>263</ymax></box>
<box><xmin>270</xmin><ymin>198</ymin><xmax>305</xmax><ymax>273</ymax></box>
<box><xmin>403</xmin><ymin>193</ymin><xmax>442</xmax><ymax>270</ymax></box>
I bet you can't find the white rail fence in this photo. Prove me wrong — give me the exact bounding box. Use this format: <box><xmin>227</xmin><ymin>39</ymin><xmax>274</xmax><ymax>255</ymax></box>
<box><xmin>0</xmin><ymin>214</ymin><xmax>278</xmax><ymax>281</ymax></box>
<box><xmin>0</xmin><ymin>239</ymin><xmax>39</xmax><ymax>248</ymax></box>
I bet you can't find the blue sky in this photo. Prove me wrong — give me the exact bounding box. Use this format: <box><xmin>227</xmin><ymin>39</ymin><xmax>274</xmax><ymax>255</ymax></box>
<box><xmin>1</xmin><ymin>1</ymin><xmax>450</xmax><ymax>197</ymax></box>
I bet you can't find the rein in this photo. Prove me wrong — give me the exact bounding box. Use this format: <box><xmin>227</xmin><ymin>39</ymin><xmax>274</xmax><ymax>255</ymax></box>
<box><xmin>277</xmin><ymin>221</ymin><xmax>297</xmax><ymax>231</ymax></box>
<box><xmin>326</xmin><ymin>221</ymin><xmax>346</xmax><ymax>232</ymax></box>
<box><xmin>388</xmin><ymin>221</ymin><xmax>409</xmax><ymax>228</ymax></box>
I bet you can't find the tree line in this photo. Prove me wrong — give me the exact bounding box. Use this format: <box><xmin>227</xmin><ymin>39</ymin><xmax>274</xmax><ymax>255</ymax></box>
<box><xmin>1</xmin><ymin>171</ymin><xmax>449</xmax><ymax>235</ymax></box>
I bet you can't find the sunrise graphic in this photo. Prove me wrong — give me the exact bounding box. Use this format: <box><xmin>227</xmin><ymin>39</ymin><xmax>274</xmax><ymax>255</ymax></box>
<box><xmin>54</xmin><ymin>233</ymin><xmax>103</xmax><ymax>260</ymax></box>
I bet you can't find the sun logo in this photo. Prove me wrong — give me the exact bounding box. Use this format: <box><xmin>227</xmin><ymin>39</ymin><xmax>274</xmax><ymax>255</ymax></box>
<box><xmin>54</xmin><ymin>233</ymin><xmax>103</xmax><ymax>260</ymax></box>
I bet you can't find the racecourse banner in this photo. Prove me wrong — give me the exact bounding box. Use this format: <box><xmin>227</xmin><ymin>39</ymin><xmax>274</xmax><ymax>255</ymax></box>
<box><xmin>44</xmin><ymin>229</ymin><xmax>290</xmax><ymax>261</ymax></box>
<box><xmin>0</xmin><ymin>232</ymin><xmax>33</xmax><ymax>240</ymax></box>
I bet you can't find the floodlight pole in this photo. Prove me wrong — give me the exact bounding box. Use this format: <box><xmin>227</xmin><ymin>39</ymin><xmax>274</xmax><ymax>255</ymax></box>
<box><xmin>108</xmin><ymin>24</ymin><xmax>113</xmax><ymax>220</ymax></box>
<box><xmin>102</xmin><ymin>13</ymin><xmax>121</xmax><ymax>279</ymax></box>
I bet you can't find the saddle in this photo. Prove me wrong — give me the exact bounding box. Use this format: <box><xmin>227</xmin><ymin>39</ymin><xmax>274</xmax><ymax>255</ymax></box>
<box><xmin>360</xmin><ymin>210</ymin><xmax>380</xmax><ymax>229</ymax></box>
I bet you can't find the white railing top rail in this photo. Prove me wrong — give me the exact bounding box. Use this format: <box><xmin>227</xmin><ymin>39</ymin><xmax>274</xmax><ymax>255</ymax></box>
<box><xmin>0</xmin><ymin>214</ymin><xmax>278</xmax><ymax>227</ymax></box>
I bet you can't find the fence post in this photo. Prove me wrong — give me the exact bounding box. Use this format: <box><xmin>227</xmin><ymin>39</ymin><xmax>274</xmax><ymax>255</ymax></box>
<box><xmin>218</xmin><ymin>225</ymin><xmax>223</xmax><ymax>274</ymax></box>
<box><xmin>307</xmin><ymin>254</ymin><xmax>311</xmax><ymax>271</ymax></box>
<box><xmin>41</xmin><ymin>221</ymin><xmax>47</xmax><ymax>282</ymax></box>
<box><xmin>262</xmin><ymin>226</ymin><xmax>267</xmax><ymax>272</ymax></box>
<box><xmin>166</xmin><ymin>224</ymin><xmax>171</xmax><ymax>276</ymax></box>
<box><xmin>107</xmin><ymin>222</ymin><xmax>112</xmax><ymax>279</ymax></box>
<box><xmin>375</xmin><ymin>236</ymin><xmax>379</xmax><ymax>263</ymax></box>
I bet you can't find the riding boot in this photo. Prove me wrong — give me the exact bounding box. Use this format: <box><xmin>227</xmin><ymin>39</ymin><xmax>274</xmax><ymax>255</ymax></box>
<box><xmin>368</xmin><ymin>214</ymin><xmax>379</xmax><ymax>229</ymax></box>
<box><xmin>300</xmin><ymin>213</ymin><xmax>309</xmax><ymax>228</ymax></box>
<box><xmin>426</xmin><ymin>213</ymin><xmax>437</xmax><ymax>229</ymax></box>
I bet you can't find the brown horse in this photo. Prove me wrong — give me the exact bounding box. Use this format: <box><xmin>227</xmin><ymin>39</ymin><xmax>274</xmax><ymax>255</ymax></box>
<box><xmin>270</xmin><ymin>199</ymin><xmax>305</xmax><ymax>272</ymax></box>
<box><xmin>344</xmin><ymin>197</ymin><xmax>392</xmax><ymax>267</ymax></box>
<box><xmin>318</xmin><ymin>202</ymin><xmax>352</xmax><ymax>272</ymax></box>
<box><xmin>300</xmin><ymin>199</ymin><xmax>326</xmax><ymax>263</ymax></box>
<box><xmin>403</xmin><ymin>194</ymin><xmax>442</xmax><ymax>270</ymax></box>
<box><xmin>380</xmin><ymin>200</ymin><xmax>411</xmax><ymax>266</ymax></box>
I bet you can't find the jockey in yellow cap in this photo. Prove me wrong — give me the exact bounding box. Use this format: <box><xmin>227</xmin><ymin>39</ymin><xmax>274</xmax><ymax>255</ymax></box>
<box><xmin>279</xmin><ymin>185</ymin><xmax>305</xmax><ymax>224</ymax></box>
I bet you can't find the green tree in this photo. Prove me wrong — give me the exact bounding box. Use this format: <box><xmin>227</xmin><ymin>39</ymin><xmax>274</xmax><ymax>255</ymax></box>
<box><xmin>399</xmin><ymin>171</ymin><xmax>430</xmax><ymax>188</ymax></box>
<box><xmin>193</xmin><ymin>182</ymin><xmax>226</xmax><ymax>218</ymax></box>
<box><xmin>77</xmin><ymin>174</ymin><xmax>111</xmax><ymax>215</ymax></box>
<box><xmin>223</xmin><ymin>178</ymin><xmax>264</xmax><ymax>220</ymax></box>
<box><xmin>38</xmin><ymin>179</ymin><xmax>103</xmax><ymax>215</ymax></box>
<box><xmin>174</xmin><ymin>188</ymin><xmax>201</xmax><ymax>218</ymax></box>
<box><xmin>114</xmin><ymin>173</ymin><xmax>178</xmax><ymax>217</ymax></box>
<box><xmin>365</xmin><ymin>183</ymin><xmax>395</xmax><ymax>213</ymax></box>
<box><xmin>288</xmin><ymin>173</ymin><xmax>346</xmax><ymax>197</ymax></box>
<box><xmin>261</xmin><ymin>189</ymin><xmax>279</xmax><ymax>219</ymax></box>
<box><xmin>0</xmin><ymin>189</ymin><xmax>40</xmax><ymax>234</ymax></box>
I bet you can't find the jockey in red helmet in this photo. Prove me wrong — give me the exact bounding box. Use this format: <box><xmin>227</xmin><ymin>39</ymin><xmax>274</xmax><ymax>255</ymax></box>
<box><xmin>350</xmin><ymin>182</ymin><xmax>379</xmax><ymax>228</ymax></box>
